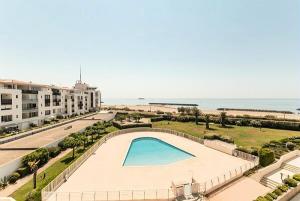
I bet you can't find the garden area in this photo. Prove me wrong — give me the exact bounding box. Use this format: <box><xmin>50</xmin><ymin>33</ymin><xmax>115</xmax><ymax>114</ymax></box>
<box><xmin>153</xmin><ymin>121</ymin><xmax>300</xmax><ymax>149</ymax></box>
<box><xmin>1</xmin><ymin>122</ymin><xmax>117</xmax><ymax>201</ymax></box>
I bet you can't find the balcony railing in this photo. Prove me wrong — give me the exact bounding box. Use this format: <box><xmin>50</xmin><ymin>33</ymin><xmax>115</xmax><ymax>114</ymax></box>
<box><xmin>22</xmin><ymin>89</ymin><xmax>38</xmax><ymax>94</ymax></box>
<box><xmin>1</xmin><ymin>99</ymin><xmax>12</xmax><ymax>105</ymax></box>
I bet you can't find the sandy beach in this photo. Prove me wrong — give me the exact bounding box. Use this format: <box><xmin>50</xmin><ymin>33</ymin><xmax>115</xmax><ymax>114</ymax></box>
<box><xmin>104</xmin><ymin>104</ymin><xmax>300</xmax><ymax>120</ymax></box>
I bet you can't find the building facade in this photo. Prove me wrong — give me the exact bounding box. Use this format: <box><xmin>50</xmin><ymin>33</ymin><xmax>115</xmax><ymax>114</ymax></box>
<box><xmin>0</xmin><ymin>79</ymin><xmax>101</xmax><ymax>130</ymax></box>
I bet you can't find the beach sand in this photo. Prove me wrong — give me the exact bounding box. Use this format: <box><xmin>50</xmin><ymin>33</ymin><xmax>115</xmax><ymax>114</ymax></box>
<box><xmin>104</xmin><ymin>104</ymin><xmax>300</xmax><ymax>120</ymax></box>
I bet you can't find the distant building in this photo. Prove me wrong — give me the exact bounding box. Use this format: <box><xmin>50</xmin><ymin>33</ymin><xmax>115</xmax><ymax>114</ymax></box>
<box><xmin>0</xmin><ymin>78</ymin><xmax>101</xmax><ymax>130</ymax></box>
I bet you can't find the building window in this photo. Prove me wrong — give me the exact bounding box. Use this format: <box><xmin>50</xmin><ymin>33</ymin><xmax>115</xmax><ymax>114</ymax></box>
<box><xmin>1</xmin><ymin>115</ymin><xmax>13</xmax><ymax>122</ymax></box>
<box><xmin>53</xmin><ymin>109</ymin><xmax>55</xmax><ymax>114</ymax></box>
<box><xmin>45</xmin><ymin>110</ymin><xmax>51</xmax><ymax>115</ymax></box>
<box><xmin>16</xmin><ymin>95</ymin><xmax>18</xmax><ymax>98</ymax></box>
<box><xmin>16</xmin><ymin>105</ymin><xmax>18</xmax><ymax>108</ymax></box>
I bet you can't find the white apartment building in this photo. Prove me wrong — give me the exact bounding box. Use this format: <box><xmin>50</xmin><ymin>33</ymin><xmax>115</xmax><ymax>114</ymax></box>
<box><xmin>0</xmin><ymin>79</ymin><xmax>101</xmax><ymax>130</ymax></box>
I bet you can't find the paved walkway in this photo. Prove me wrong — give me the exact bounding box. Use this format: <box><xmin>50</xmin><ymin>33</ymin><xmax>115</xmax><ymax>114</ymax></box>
<box><xmin>207</xmin><ymin>177</ymin><xmax>270</xmax><ymax>201</ymax></box>
<box><xmin>0</xmin><ymin>149</ymin><xmax>72</xmax><ymax>197</ymax></box>
<box><xmin>0</xmin><ymin>113</ymin><xmax>115</xmax><ymax>166</ymax></box>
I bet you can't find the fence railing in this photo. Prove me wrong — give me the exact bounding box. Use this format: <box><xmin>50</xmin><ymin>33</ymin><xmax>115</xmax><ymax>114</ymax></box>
<box><xmin>198</xmin><ymin>160</ymin><xmax>258</xmax><ymax>194</ymax></box>
<box><xmin>42</xmin><ymin>127</ymin><xmax>258</xmax><ymax>201</ymax></box>
<box><xmin>44</xmin><ymin>189</ymin><xmax>173</xmax><ymax>201</ymax></box>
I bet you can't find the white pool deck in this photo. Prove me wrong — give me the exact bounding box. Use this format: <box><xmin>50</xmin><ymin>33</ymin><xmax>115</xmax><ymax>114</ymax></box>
<box><xmin>266</xmin><ymin>169</ymin><xmax>294</xmax><ymax>184</ymax></box>
<box><xmin>266</xmin><ymin>156</ymin><xmax>300</xmax><ymax>185</ymax></box>
<box><xmin>54</xmin><ymin>131</ymin><xmax>250</xmax><ymax>196</ymax></box>
<box><xmin>287</xmin><ymin>156</ymin><xmax>300</xmax><ymax>168</ymax></box>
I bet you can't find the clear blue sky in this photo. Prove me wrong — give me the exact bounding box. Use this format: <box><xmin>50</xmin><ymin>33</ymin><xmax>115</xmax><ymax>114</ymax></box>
<box><xmin>0</xmin><ymin>0</ymin><xmax>299</xmax><ymax>98</ymax></box>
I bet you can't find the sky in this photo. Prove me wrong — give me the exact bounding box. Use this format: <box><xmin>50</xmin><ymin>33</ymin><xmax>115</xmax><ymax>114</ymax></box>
<box><xmin>0</xmin><ymin>0</ymin><xmax>299</xmax><ymax>99</ymax></box>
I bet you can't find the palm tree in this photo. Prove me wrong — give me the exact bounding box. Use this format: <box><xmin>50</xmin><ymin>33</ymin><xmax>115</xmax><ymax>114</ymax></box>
<box><xmin>192</xmin><ymin>107</ymin><xmax>201</xmax><ymax>125</ymax></box>
<box><xmin>28</xmin><ymin>160</ymin><xmax>39</xmax><ymax>189</ymax></box>
<box><xmin>205</xmin><ymin>114</ymin><xmax>210</xmax><ymax>129</ymax></box>
<box><xmin>220</xmin><ymin>112</ymin><xmax>227</xmax><ymax>127</ymax></box>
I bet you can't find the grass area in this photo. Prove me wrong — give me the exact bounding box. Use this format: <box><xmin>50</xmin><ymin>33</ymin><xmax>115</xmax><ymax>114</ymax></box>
<box><xmin>153</xmin><ymin>121</ymin><xmax>300</xmax><ymax>148</ymax></box>
<box><xmin>11</xmin><ymin>126</ymin><xmax>118</xmax><ymax>201</ymax></box>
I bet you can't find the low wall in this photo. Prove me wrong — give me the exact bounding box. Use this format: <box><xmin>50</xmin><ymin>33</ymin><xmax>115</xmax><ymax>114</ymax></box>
<box><xmin>0</xmin><ymin>157</ymin><xmax>22</xmax><ymax>181</ymax></box>
<box><xmin>251</xmin><ymin>150</ymin><xmax>300</xmax><ymax>182</ymax></box>
<box><xmin>204</xmin><ymin>140</ymin><xmax>237</xmax><ymax>155</ymax></box>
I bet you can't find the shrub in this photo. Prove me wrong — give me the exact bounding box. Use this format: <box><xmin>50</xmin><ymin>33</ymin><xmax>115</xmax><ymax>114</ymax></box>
<box><xmin>203</xmin><ymin>134</ymin><xmax>234</xmax><ymax>144</ymax></box>
<box><xmin>17</xmin><ymin>167</ymin><xmax>30</xmax><ymax>177</ymax></box>
<box><xmin>286</xmin><ymin>142</ymin><xmax>296</xmax><ymax>151</ymax></box>
<box><xmin>48</xmin><ymin>147</ymin><xmax>61</xmax><ymax>158</ymax></box>
<box><xmin>284</xmin><ymin>178</ymin><xmax>298</xmax><ymax>187</ymax></box>
<box><xmin>267</xmin><ymin>192</ymin><xmax>277</xmax><ymax>199</ymax></box>
<box><xmin>278</xmin><ymin>185</ymin><xmax>289</xmax><ymax>192</ymax></box>
<box><xmin>58</xmin><ymin>141</ymin><xmax>67</xmax><ymax>150</ymax></box>
<box><xmin>273</xmin><ymin>188</ymin><xmax>283</xmax><ymax>196</ymax></box>
<box><xmin>264</xmin><ymin>194</ymin><xmax>274</xmax><ymax>201</ymax></box>
<box><xmin>236</xmin><ymin>146</ymin><xmax>259</xmax><ymax>156</ymax></box>
<box><xmin>112</xmin><ymin>121</ymin><xmax>152</xmax><ymax>129</ymax></box>
<box><xmin>293</xmin><ymin>174</ymin><xmax>300</xmax><ymax>181</ymax></box>
<box><xmin>25</xmin><ymin>189</ymin><xmax>40</xmax><ymax>201</ymax></box>
<box><xmin>259</xmin><ymin>148</ymin><xmax>275</xmax><ymax>167</ymax></box>
<box><xmin>0</xmin><ymin>176</ymin><xmax>8</xmax><ymax>189</ymax></box>
<box><xmin>8</xmin><ymin>172</ymin><xmax>20</xmax><ymax>184</ymax></box>
<box><xmin>22</xmin><ymin>148</ymin><xmax>49</xmax><ymax>168</ymax></box>
<box><xmin>255</xmin><ymin>196</ymin><xmax>269</xmax><ymax>201</ymax></box>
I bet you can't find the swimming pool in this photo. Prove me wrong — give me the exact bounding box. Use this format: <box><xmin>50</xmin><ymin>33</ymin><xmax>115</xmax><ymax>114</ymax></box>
<box><xmin>123</xmin><ymin>137</ymin><xmax>194</xmax><ymax>166</ymax></box>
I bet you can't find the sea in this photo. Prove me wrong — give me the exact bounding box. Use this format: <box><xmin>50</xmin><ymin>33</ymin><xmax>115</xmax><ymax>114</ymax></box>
<box><xmin>103</xmin><ymin>98</ymin><xmax>300</xmax><ymax>113</ymax></box>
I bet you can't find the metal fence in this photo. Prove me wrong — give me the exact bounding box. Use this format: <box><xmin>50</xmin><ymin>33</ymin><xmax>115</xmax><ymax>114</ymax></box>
<box><xmin>42</xmin><ymin>127</ymin><xmax>258</xmax><ymax>201</ymax></box>
<box><xmin>44</xmin><ymin>189</ymin><xmax>173</xmax><ymax>201</ymax></box>
<box><xmin>198</xmin><ymin>161</ymin><xmax>258</xmax><ymax>194</ymax></box>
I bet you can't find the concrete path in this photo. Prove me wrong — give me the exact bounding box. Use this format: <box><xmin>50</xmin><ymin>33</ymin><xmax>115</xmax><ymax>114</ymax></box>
<box><xmin>0</xmin><ymin>149</ymin><xmax>72</xmax><ymax>197</ymax></box>
<box><xmin>207</xmin><ymin>177</ymin><xmax>270</xmax><ymax>201</ymax></box>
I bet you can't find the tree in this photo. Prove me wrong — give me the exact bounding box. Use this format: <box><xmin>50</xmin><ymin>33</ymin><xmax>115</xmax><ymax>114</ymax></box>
<box><xmin>192</xmin><ymin>107</ymin><xmax>201</xmax><ymax>125</ymax></box>
<box><xmin>177</xmin><ymin>107</ymin><xmax>185</xmax><ymax>114</ymax></box>
<box><xmin>117</xmin><ymin>114</ymin><xmax>126</xmax><ymax>123</ymax></box>
<box><xmin>64</xmin><ymin>137</ymin><xmax>80</xmax><ymax>159</ymax></box>
<box><xmin>28</xmin><ymin>160</ymin><xmax>39</xmax><ymax>189</ymax></box>
<box><xmin>220</xmin><ymin>112</ymin><xmax>227</xmax><ymax>127</ymax></box>
<box><xmin>205</xmin><ymin>114</ymin><xmax>210</xmax><ymax>129</ymax></box>
<box><xmin>131</xmin><ymin>113</ymin><xmax>141</xmax><ymax>123</ymax></box>
<box><xmin>185</xmin><ymin>107</ymin><xmax>192</xmax><ymax>115</ymax></box>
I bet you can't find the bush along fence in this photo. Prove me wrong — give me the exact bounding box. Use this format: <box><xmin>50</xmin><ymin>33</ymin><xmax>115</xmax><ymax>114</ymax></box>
<box><xmin>255</xmin><ymin>173</ymin><xmax>300</xmax><ymax>201</ymax></box>
<box><xmin>151</xmin><ymin>114</ymin><xmax>300</xmax><ymax>131</ymax></box>
<box><xmin>41</xmin><ymin>127</ymin><xmax>259</xmax><ymax>201</ymax></box>
<box><xmin>0</xmin><ymin>121</ymin><xmax>112</xmax><ymax>193</ymax></box>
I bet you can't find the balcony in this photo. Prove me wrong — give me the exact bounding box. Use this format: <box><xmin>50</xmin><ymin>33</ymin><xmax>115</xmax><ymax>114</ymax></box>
<box><xmin>1</xmin><ymin>99</ymin><xmax>12</xmax><ymax>105</ymax></box>
<box><xmin>22</xmin><ymin>89</ymin><xmax>38</xmax><ymax>94</ymax></box>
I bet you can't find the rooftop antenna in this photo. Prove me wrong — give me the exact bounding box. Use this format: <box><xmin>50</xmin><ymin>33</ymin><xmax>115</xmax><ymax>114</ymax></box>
<box><xmin>80</xmin><ymin>65</ymin><xmax>82</xmax><ymax>83</ymax></box>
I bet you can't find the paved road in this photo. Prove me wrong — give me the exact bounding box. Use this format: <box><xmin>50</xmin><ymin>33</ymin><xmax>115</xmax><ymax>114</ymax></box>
<box><xmin>0</xmin><ymin>113</ymin><xmax>115</xmax><ymax>166</ymax></box>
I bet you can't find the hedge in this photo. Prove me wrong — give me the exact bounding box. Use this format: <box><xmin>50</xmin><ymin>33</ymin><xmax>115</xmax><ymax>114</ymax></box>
<box><xmin>284</xmin><ymin>178</ymin><xmax>298</xmax><ymax>187</ymax></box>
<box><xmin>112</xmin><ymin>121</ymin><xmax>152</xmax><ymax>129</ymax></box>
<box><xmin>151</xmin><ymin>114</ymin><xmax>300</xmax><ymax>131</ymax></box>
<box><xmin>8</xmin><ymin>172</ymin><xmax>20</xmax><ymax>184</ymax></box>
<box><xmin>203</xmin><ymin>134</ymin><xmax>234</xmax><ymax>144</ymax></box>
<box><xmin>259</xmin><ymin>148</ymin><xmax>275</xmax><ymax>167</ymax></box>
<box><xmin>22</xmin><ymin>148</ymin><xmax>50</xmax><ymax>168</ymax></box>
<box><xmin>17</xmin><ymin>167</ymin><xmax>30</xmax><ymax>178</ymax></box>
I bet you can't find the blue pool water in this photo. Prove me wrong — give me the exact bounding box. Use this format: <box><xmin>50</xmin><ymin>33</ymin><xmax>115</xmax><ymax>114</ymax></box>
<box><xmin>123</xmin><ymin>137</ymin><xmax>194</xmax><ymax>166</ymax></box>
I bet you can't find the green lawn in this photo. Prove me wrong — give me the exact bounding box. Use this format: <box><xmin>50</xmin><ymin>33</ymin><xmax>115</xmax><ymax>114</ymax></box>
<box><xmin>153</xmin><ymin>121</ymin><xmax>300</xmax><ymax>148</ymax></box>
<box><xmin>11</xmin><ymin>126</ymin><xmax>118</xmax><ymax>201</ymax></box>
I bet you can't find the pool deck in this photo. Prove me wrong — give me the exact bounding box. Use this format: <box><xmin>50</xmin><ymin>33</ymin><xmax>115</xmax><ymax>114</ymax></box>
<box><xmin>56</xmin><ymin>131</ymin><xmax>250</xmax><ymax>194</ymax></box>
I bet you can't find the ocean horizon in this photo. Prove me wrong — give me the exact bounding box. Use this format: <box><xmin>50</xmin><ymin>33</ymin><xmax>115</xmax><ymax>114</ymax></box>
<box><xmin>103</xmin><ymin>98</ymin><xmax>300</xmax><ymax>113</ymax></box>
